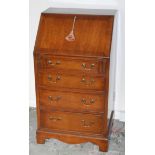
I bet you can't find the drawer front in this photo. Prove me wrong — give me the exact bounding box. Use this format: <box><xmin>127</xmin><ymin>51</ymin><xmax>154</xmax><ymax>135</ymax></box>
<box><xmin>40</xmin><ymin>111</ymin><xmax>104</xmax><ymax>134</ymax></box>
<box><xmin>39</xmin><ymin>89</ymin><xmax>105</xmax><ymax>113</ymax></box>
<box><xmin>39</xmin><ymin>72</ymin><xmax>105</xmax><ymax>91</ymax></box>
<box><xmin>39</xmin><ymin>54</ymin><xmax>105</xmax><ymax>74</ymax></box>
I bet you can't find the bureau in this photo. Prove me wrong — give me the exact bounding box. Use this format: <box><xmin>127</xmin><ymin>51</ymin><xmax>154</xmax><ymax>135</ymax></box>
<box><xmin>34</xmin><ymin>8</ymin><xmax>115</xmax><ymax>152</ymax></box>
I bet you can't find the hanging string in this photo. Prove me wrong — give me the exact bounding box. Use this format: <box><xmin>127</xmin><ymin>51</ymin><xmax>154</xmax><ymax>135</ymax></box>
<box><xmin>65</xmin><ymin>16</ymin><xmax>77</xmax><ymax>42</ymax></box>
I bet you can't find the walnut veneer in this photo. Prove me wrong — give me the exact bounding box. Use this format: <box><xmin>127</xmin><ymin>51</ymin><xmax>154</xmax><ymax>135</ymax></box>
<box><xmin>34</xmin><ymin>8</ymin><xmax>115</xmax><ymax>152</ymax></box>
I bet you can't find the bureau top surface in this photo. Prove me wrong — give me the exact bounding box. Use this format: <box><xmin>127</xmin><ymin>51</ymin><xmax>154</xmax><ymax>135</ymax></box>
<box><xmin>35</xmin><ymin>8</ymin><xmax>114</xmax><ymax>57</ymax></box>
<box><xmin>43</xmin><ymin>8</ymin><xmax>116</xmax><ymax>16</ymax></box>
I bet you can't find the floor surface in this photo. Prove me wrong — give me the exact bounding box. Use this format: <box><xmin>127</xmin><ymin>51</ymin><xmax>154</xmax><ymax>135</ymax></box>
<box><xmin>29</xmin><ymin>107</ymin><xmax>125</xmax><ymax>155</ymax></box>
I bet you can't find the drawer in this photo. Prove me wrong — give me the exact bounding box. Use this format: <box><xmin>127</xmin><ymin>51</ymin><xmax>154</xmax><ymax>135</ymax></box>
<box><xmin>40</xmin><ymin>111</ymin><xmax>105</xmax><ymax>134</ymax></box>
<box><xmin>39</xmin><ymin>89</ymin><xmax>105</xmax><ymax>113</ymax></box>
<box><xmin>39</xmin><ymin>71</ymin><xmax>105</xmax><ymax>91</ymax></box>
<box><xmin>39</xmin><ymin>54</ymin><xmax>105</xmax><ymax>74</ymax></box>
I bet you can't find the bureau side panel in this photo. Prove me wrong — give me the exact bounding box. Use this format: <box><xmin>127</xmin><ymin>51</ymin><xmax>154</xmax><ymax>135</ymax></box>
<box><xmin>104</xmin><ymin>59</ymin><xmax>110</xmax><ymax>136</ymax></box>
<box><xmin>33</xmin><ymin>14</ymin><xmax>46</xmax><ymax>128</ymax></box>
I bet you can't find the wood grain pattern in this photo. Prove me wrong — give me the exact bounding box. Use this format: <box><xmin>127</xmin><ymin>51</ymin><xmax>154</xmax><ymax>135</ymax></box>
<box><xmin>38</xmin><ymin>71</ymin><xmax>105</xmax><ymax>91</ymax></box>
<box><xmin>39</xmin><ymin>54</ymin><xmax>106</xmax><ymax>74</ymax></box>
<box><xmin>40</xmin><ymin>110</ymin><xmax>105</xmax><ymax>134</ymax></box>
<box><xmin>34</xmin><ymin>8</ymin><xmax>114</xmax><ymax>152</ymax></box>
<box><xmin>39</xmin><ymin>89</ymin><xmax>105</xmax><ymax>113</ymax></box>
<box><xmin>36</xmin><ymin>129</ymin><xmax>109</xmax><ymax>151</ymax></box>
<box><xmin>35</xmin><ymin>14</ymin><xmax>114</xmax><ymax>57</ymax></box>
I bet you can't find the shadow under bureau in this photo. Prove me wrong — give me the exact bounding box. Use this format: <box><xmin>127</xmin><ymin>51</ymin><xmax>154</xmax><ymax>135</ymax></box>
<box><xmin>34</xmin><ymin>8</ymin><xmax>115</xmax><ymax>152</ymax></box>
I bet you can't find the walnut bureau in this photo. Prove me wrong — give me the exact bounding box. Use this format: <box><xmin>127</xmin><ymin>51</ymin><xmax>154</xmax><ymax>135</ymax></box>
<box><xmin>34</xmin><ymin>8</ymin><xmax>115</xmax><ymax>152</ymax></box>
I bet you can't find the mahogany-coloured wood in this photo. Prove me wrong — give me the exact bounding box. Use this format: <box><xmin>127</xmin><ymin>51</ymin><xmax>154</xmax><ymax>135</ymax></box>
<box><xmin>35</xmin><ymin>14</ymin><xmax>114</xmax><ymax>57</ymax></box>
<box><xmin>36</xmin><ymin>129</ymin><xmax>109</xmax><ymax>151</ymax></box>
<box><xmin>38</xmin><ymin>70</ymin><xmax>105</xmax><ymax>91</ymax></box>
<box><xmin>39</xmin><ymin>89</ymin><xmax>105</xmax><ymax>113</ymax></box>
<box><xmin>34</xmin><ymin>8</ymin><xmax>114</xmax><ymax>152</ymax></box>
<box><xmin>39</xmin><ymin>53</ymin><xmax>106</xmax><ymax>74</ymax></box>
<box><xmin>40</xmin><ymin>110</ymin><xmax>105</xmax><ymax>134</ymax></box>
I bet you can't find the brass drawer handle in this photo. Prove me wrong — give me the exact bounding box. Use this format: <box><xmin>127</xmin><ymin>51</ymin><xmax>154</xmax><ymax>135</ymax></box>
<box><xmin>49</xmin><ymin>116</ymin><xmax>62</xmax><ymax>121</ymax></box>
<box><xmin>48</xmin><ymin>75</ymin><xmax>61</xmax><ymax>83</ymax></box>
<box><xmin>81</xmin><ymin>120</ymin><xmax>95</xmax><ymax>127</ymax></box>
<box><xmin>81</xmin><ymin>63</ymin><xmax>95</xmax><ymax>70</ymax></box>
<box><xmin>81</xmin><ymin>98</ymin><xmax>95</xmax><ymax>105</ymax></box>
<box><xmin>81</xmin><ymin>77</ymin><xmax>95</xmax><ymax>85</ymax></box>
<box><xmin>48</xmin><ymin>60</ymin><xmax>61</xmax><ymax>66</ymax></box>
<box><xmin>48</xmin><ymin>96</ymin><xmax>61</xmax><ymax>102</ymax></box>
<box><xmin>90</xmin><ymin>99</ymin><xmax>95</xmax><ymax>104</ymax></box>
